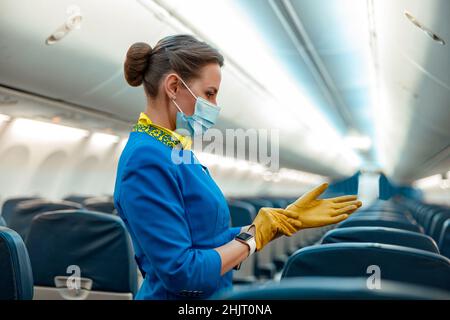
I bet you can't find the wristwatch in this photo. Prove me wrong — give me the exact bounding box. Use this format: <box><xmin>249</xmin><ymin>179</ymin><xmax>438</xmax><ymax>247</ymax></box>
<box><xmin>233</xmin><ymin>231</ymin><xmax>257</xmax><ymax>270</ymax></box>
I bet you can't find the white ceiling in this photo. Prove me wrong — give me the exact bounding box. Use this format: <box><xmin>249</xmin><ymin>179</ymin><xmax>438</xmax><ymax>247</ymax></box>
<box><xmin>0</xmin><ymin>0</ymin><xmax>448</xmax><ymax>183</ymax></box>
<box><xmin>232</xmin><ymin>0</ymin><xmax>450</xmax><ymax>183</ymax></box>
<box><xmin>372</xmin><ymin>0</ymin><xmax>450</xmax><ymax>183</ymax></box>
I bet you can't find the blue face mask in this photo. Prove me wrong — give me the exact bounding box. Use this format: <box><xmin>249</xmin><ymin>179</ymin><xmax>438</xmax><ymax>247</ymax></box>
<box><xmin>171</xmin><ymin>76</ymin><xmax>221</xmax><ymax>136</ymax></box>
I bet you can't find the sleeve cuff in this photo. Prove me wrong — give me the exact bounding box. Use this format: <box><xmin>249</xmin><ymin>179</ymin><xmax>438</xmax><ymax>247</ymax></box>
<box><xmin>207</xmin><ymin>248</ymin><xmax>223</xmax><ymax>291</ymax></box>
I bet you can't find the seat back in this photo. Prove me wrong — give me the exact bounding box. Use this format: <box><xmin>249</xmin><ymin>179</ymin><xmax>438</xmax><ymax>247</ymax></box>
<box><xmin>0</xmin><ymin>215</ymin><xmax>6</xmax><ymax>227</ymax></box>
<box><xmin>216</xmin><ymin>277</ymin><xmax>450</xmax><ymax>300</ymax></box>
<box><xmin>321</xmin><ymin>227</ymin><xmax>439</xmax><ymax>253</ymax></box>
<box><xmin>0</xmin><ymin>227</ymin><xmax>34</xmax><ymax>300</ymax></box>
<box><xmin>236</xmin><ymin>198</ymin><xmax>275</xmax><ymax>278</ymax></box>
<box><xmin>227</xmin><ymin>200</ymin><xmax>256</xmax><ymax>227</ymax></box>
<box><xmin>8</xmin><ymin>199</ymin><xmax>82</xmax><ymax>241</ymax></box>
<box><xmin>429</xmin><ymin>210</ymin><xmax>450</xmax><ymax>241</ymax></box>
<box><xmin>438</xmin><ymin>219</ymin><xmax>450</xmax><ymax>259</ymax></box>
<box><xmin>350</xmin><ymin>210</ymin><xmax>413</xmax><ymax>221</ymax></box>
<box><xmin>83</xmin><ymin>196</ymin><xmax>116</xmax><ymax>214</ymax></box>
<box><xmin>348</xmin><ymin>213</ymin><xmax>413</xmax><ymax>224</ymax></box>
<box><xmin>1</xmin><ymin>197</ymin><xmax>39</xmax><ymax>225</ymax></box>
<box><xmin>63</xmin><ymin>195</ymin><xmax>93</xmax><ymax>204</ymax></box>
<box><xmin>26</xmin><ymin>210</ymin><xmax>137</xmax><ymax>300</ymax></box>
<box><xmin>282</xmin><ymin>243</ymin><xmax>450</xmax><ymax>291</ymax></box>
<box><xmin>338</xmin><ymin>216</ymin><xmax>423</xmax><ymax>233</ymax></box>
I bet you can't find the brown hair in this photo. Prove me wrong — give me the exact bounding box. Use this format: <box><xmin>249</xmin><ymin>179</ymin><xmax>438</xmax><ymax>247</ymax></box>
<box><xmin>124</xmin><ymin>34</ymin><xmax>224</xmax><ymax>97</ymax></box>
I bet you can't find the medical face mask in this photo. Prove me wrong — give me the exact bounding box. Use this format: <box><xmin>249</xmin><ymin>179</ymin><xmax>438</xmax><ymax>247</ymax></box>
<box><xmin>171</xmin><ymin>76</ymin><xmax>221</xmax><ymax>136</ymax></box>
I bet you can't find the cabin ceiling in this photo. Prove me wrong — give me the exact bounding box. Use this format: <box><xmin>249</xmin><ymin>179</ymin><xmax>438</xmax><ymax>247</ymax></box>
<box><xmin>0</xmin><ymin>0</ymin><xmax>448</xmax><ymax>183</ymax></box>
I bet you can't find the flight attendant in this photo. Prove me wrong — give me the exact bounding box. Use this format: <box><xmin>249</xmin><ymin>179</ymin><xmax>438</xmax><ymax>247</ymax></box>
<box><xmin>113</xmin><ymin>34</ymin><xmax>362</xmax><ymax>300</ymax></box>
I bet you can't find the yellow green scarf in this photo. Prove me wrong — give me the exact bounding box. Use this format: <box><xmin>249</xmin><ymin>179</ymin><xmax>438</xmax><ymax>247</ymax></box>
<box><xmin>132</xmin><ymin>112</ymin><xmax>192</xmax><ymax>150</ymax></box>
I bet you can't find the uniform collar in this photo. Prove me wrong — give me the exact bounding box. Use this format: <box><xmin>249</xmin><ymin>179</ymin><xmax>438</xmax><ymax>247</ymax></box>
<box><xmin>133</xmin><ymin>112</ymin><xmax>192</xmax><ymax>150</ymax></box>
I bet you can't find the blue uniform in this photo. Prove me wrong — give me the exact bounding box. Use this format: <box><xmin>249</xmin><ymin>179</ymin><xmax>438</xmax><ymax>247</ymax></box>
<box><xmin>113</xmin><ymin>128</ymin><xmax>240</xmax><ymax>300</ymax></box>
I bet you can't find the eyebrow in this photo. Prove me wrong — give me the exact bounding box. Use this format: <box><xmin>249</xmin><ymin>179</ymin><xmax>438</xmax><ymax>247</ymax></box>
<box><xmin>207</xmin><ymin>86</ymin><xmax>218</xmax><ymax>93</ymax></box>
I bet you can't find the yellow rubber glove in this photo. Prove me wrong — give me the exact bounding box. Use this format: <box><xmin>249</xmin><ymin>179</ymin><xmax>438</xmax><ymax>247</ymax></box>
<box><xmin>281</xmin><ymin>183</ymin><xmax>362</xmax><ymax>229</ymax></box>
<box><xmin>251</xmin><ymin>183</ymin><xmax>362</xmax><ymax>251</ymax></box>
<box><xmin>251</xmin><ymin>207</ymin><xmax>303</xmax><ymax>251</ymax></box>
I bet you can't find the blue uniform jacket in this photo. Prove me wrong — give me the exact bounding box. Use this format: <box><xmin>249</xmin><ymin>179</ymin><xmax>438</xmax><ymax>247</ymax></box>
<box><xmin>113</xmin><ymin>131</ymin><xmax>241</xmax><ymax>299</ymax></box>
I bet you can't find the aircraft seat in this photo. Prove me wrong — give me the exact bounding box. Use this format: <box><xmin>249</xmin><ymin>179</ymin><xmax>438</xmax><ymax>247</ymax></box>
<box><xmin>83</xmin><ymin>196</ymin><xmax>116</xmax><ymax>214</ymax></box>
<box><xmin>338</xmin><ymin>216</ymin><xmax>423</xmax><ymax>233</ymax></box>
<box><xmin>215</xmin><ymin>277</ymin><xmax>450</xmax><ymax>300</ymax></box>
<box><xmin>0</xmin><ymin>227</ymin><xmax>34</xmax><ymax>300</ymax></box>
<box><xmin>438</xmin><ymin>219</ymin><xmax>450</xmax><ymax>259</ymax></box>
<box><xmin>0</xmin><ymin>215</ymin><xmax>6</xmax><ymax>227</ymax></box>
<box><xmin>227</xmin><ymin>199</ymin><xmax>257</xmax><ymax>283</ymax></box>
<box><xmin>1</xmin><ymin>197</ymin><xmax>40</xmax><ymax>225</ymax></box>
<box><xmin>227</xmin><ymin>199</ymin><xmax>256</xmax><ymax>227</ymax></box>
<box><xmin>8</xmin><ymin>199</ymin><xmax>82</xmax><ymax>241</ymax></box>
<box><xmin>63</xmin><ymin>195</ymin><xmax>94</xmax><ymax>204</ymax></box>
<box><xmin>321</xmin><ymin>226</ymin><xmax>439</xmax><ymax>253</ymax></box>
<box><xmin>281</xmin><ymin>243</ymin><xmax>450</xmax><ymax>291</ymax></box>
<box><xmin>429</xmin><ymin>210</ymin><xmax>450</xmax><ymax>241</ymax></box>
<box><xmin>26</xmin><ymin>210</ymin><xmax>138</xmax><ymax>300</ymax></box>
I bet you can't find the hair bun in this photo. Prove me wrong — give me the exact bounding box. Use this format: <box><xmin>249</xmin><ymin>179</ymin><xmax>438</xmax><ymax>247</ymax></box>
<box><xmin>124</xmin><ymin>42</ymin><xmax>152</xmax><ymax>87</ymax></box>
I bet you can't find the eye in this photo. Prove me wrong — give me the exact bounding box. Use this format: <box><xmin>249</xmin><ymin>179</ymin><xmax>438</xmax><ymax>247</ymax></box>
<box><xmin>206</xmin><ymin>91</ymin><xmax>215</xmax><ymax>98</ymax></box>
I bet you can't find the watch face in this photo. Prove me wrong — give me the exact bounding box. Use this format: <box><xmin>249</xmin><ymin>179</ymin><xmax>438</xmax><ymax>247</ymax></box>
<box><xmin>236</xmin><ymin>232</ymin><xmax>253</xmax><ymax>241</ymax></box>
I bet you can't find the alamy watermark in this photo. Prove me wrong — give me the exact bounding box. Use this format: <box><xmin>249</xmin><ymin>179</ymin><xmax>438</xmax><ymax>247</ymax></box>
<box><xmin>366</xmin><ymin>265</ymin><xmax>381</xmax><ymax>290</ymax></box>
<box><xmin>66</xmin><ymin>264</ymin><xmax>81</xmax><ymax>290</ymax></box>
<box><xmin>171</xmin><ymin>126</ymin><xmax>280</xmax><ymax>171</ymax></box>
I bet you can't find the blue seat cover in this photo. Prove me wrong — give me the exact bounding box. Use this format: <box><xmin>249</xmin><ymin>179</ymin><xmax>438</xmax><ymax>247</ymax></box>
<box><xmin>215</xmin><ymin>277</ymin><xmax>450</xmax><ymax>300</ymax></box>
<box><xmin>282</xmin><ymin>242</ymin><xmax>450</xmax><ymax>291</ymax></box>
<box><xmin>0</xmin><ymin>227</ymin><xmax>34</xmax><ymax>300</ymax></box>
<box><xmin>321</xmin><ymin>226</ymin><xmax>439</xmax><ymax>253</ymax></box>
<box><xmin>26</xmin><ymin>210</ymin><xmax>137</xmax><ymax>294</ymax></box>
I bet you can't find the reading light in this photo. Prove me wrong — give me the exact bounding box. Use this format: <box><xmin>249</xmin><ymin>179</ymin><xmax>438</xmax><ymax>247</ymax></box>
<box><xmin>404</xmin><ymin>11</ymin><xmax>446</xmax><ymax>45</ymax></box>
<box><xmin>46</xmin><ymin>5</ymin><xmax>83</xmax><ymax>45</ymax></box>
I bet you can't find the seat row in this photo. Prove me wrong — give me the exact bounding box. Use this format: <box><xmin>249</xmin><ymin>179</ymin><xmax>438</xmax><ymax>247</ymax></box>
<box><xmin>1</xmin><ymin>196</ymin><xmax>117</xmax><ymax>241</ymax></box>
<box><xmin>0</xmin><ymin>196</ymin><xmax>136</xmax><ymax>300</ymax></box>
<box><xmin>216</xmin><ymin>198</ymin><xmax>450</xmax><ymax>299</ymax></box>
<box><xmin>227</xmin><ymin>197</ymin><xmax>333</xmax><ymax>282</ymax></box>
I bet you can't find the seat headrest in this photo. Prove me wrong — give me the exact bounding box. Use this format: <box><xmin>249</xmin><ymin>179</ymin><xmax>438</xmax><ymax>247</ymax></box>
<box><xmin>430</xmin><ymin>211</ymin><xmax>450</xmax><ymax>240</ymax></box>
<box><xmin>1</xmin><ymin>197</ymin><xmax>40</xmax><ymax>225</ymax></box>
<box><xmin>215</xmin><ymin>277</ymin><xmax>450</xmax><ymax>300</ymax></box>
<box><xmin>83</xmin><ymin>197</ymin><xmax>115</xmax><ymax>214</ymax></box>
<box><xmin>0</xmin><ymin>227</ymin><xmax>34</xmax><ymax>300</ymax></box>
<box><xmin>438</xmin><ymin>219</ymin><xmax>450</xmax><ymax>259</ymax></box>
<box><xmin>63</xmin><ymin>195</ymin><xmax>94</xmax><ymax>204</ymax></box>
<box><xmin>321</xmin><ymin>226</ymin><xmax>439</xmax><ymax>253</ymax></box>
<box><xmin>348</xmin><ymin>212</ymin><xmax>411</xmax><ymax>222</ymax></box>
<box><xmin>338</xmin><ymin>216</ymin><xmax>423</xmax><ymax>233</ymax></box>
<box><xmin>26</xmin><ymin>210</ymin><xmax>137</xmax><ymax>294</ymax></box>
<box><xmin>282</xmin><ymin>242</ymin><xmax>450</xmax><ymax>291</ymax></box>
<box><xmin>8</xmin><ymin>199</ymin><xmax>82</xmax><ymax>240</ymax></box>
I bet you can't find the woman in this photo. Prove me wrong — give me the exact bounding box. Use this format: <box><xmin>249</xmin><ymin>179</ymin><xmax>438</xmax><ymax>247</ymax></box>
<box><xmin>113</xmin><ymin>34</ymin><xmax>362</xmax><ymax>300</ymax></box>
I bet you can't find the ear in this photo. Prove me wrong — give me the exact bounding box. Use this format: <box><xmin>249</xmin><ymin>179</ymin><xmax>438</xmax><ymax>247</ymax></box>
<box><xmin>164</xmin><ymin>73</ymin><xmax>180</xmax><ymax>100</ymax></box>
